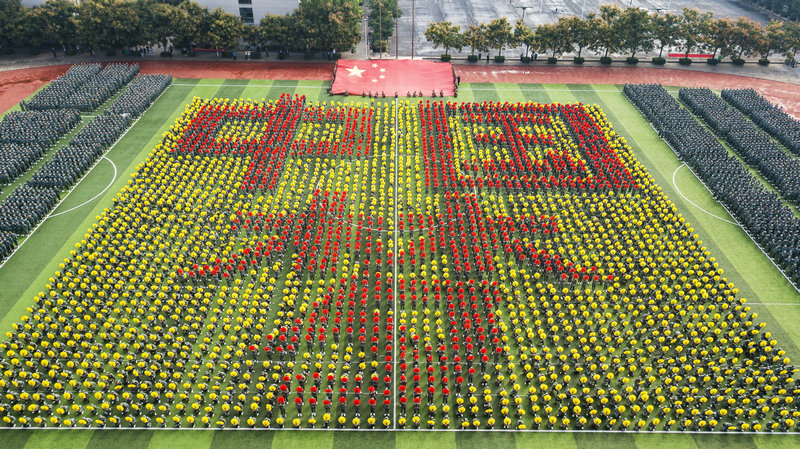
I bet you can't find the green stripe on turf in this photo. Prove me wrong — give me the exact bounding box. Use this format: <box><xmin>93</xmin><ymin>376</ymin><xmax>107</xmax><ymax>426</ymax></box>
<box><xmin>515</xmin><ymin>432</ymin><xmax>577</xmax><ymax>449</ymax></box>
<box><xmin>0</xmin><ymin>429</ymin><xmax>33</xmax><ymax>448</ymax></box>
<box><xmin>544</xmin><ymin>84</ymin><xmax>576</xmax><ymax>104</ymax></box>
<box><xmin>518</xmin><ymin>84</ymin><xmax>550</xmax><ymax>103</ymax></box>
<box><xmin>86</xmin><ymin>430</ymin><xmax>154</xmax><ymax>449</ymax></box>
<box><xmin>333</xmin><ymin>430</ymin><xmax>394</xmax><ymax>449</ymax></box>
<box><xmin>267</xmin><ymin>80</ymin><xmax>299</xmax><ymax>100</ymax></box>
<box><xmin>146</xmin><ymin>430</ymin><xmax>214</xmax><ymax>449</ymax></box>
<box><xmin>468</xmin><ymin>83</ymin><xmax>499</xmax><ymax>102</ymax></box>
<box><xmin>23</xmin><ymin>429</ymin><xmax>94</xmax><ymax>449</ymax></box>
<box><xmin>271</xmin><ymin>430</ymin><xmax>334</xmax><ymax>449</ymax></box>
<box><xmin>752</xmin><ymin>434</ymin><xmax>800</xmax><ymax>449</ymax></box>
<box><xmin>211</xmin><ymin>429</ymin><xmax>274</xmax><ymax>449</ymax></box>
<box><xmin>455</xmin><ymin>431</ymin><xmax>514</xmax><ymax>449</ymax></box>
<box><xmin>574</xmin><ymin>433</ymin><xmax>636</xmax><ymax>449</ymax></box>
<box><xmin>692</xmin><ymin>434</ymin><xmax>757</xmax><ymax>449</ymax></box>
<box><xmin>396</xmin><ymin>431</ymin><xmax>456</xmax><ymax>449</ymax></box>
<box><xmin>213</xmin><ymin>78</ymin><xmax>250</xmax><ymax>100</ymax></box>
<box><xmin>633</xmin><ymin>433</ymin><xmax>697</xmax><ymax>449</ymax></box>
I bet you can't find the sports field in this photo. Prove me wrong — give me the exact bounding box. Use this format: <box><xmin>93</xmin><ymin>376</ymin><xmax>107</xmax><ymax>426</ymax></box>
<box><xmin>1</xmin><ymin>79</ymin><xmax>800</xmax><ymax>448</ymax></box>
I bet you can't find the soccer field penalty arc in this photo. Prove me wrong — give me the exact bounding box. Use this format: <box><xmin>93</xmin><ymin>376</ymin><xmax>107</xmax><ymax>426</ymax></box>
<box><xmin>0</xmin><ymin>95</ymin><xmax>796</xmax><ymax>433</ymax></box>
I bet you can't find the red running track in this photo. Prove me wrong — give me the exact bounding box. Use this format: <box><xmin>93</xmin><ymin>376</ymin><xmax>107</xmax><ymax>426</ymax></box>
<box><xmin>1</xmin><ymin>60</ymin><xmax>798</xmax><ymax>119</ymax></box>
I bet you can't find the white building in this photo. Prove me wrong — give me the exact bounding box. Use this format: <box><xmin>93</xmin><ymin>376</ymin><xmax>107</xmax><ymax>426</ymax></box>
<box><xmin>198</xmin><ymin>0</ymin><xmax>298</xmax><ymax>24</ymax></box>
<box><xmin>19</xmin><ymin>0</ymin><xmax>299</xmax><ymax>25</ymax></box>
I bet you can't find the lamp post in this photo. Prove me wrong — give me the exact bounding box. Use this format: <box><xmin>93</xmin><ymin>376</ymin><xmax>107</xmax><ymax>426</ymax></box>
<box><xmin>379</xmin><ymin>0</ymin><xmax>382</xmax><ymax>58</ymax></box>
<box><xmin>510</xmin><ymin>0</ymin><xmax>535</xmax><ymax>22</ymax></box>
<box><xmin>411</xmin><ymin>0</ymin><xmax>415</xmax><ymax>59</ymax></box>
<box><xmin>364</xmin><ymin>15</ymin><xmax>369</xmax><ymax>59</ymax></box>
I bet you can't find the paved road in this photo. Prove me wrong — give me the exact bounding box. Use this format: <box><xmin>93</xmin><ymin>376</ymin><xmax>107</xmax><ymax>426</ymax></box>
<box><xmin>393</xmin><ymin>0</ymin><xmax>771</xmax><ymax>58</ymax></box>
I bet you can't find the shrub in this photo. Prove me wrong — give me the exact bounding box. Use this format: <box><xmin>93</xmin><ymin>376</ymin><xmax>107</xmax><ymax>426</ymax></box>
<box><xmin>440</xmin><ymin>54</ymin><xmax>451</xmax><ymax>62</ymax></box>
<box><xmin>651</xmin><ymin>57</ymin><xmax>666</xmax><ymax>65</ymax></box>
<box><xmin>160</xmin><ymin>51</ymin><xmax>171</xmax><ymax>57</ymax></box>
<box><xmin>278</xmin><ymin>52</ymin><xmax>288</xmax><ymax>60</ymax></box>
<box><xmin>732</xmin><ymin>58</ymin><xmax>745</xmax><ymax>65</ymax></box>
<box><xmin>188</xmin><ymin>51</ymin><xmax>197</xmax><ymax>57</ymax></box>
<box><xmin>331</xmin><ymin>53</ymin><xmax>342</xmax><ymax>60</ymax></box>
<box><xmin>547</xmin><ymin>56</ymin><xmax>558</xmax><ymax>64</ymax></box>
<box><xmin>64</xmin><ymin>49</ymin><xmax>77</xmax><ymax>56</ymax></box>
<box><xmin>0</xmin><ymin>47</ymin><xmax>14</xmax><ymax>55</ymax></box>
<box><xmin>29</xmin><ymin>48</ymin><xmax>41</xmax><ymax>56</ymax></box>
<box><xmin>251</xmin><ymin>50</ymin><xmax>261</xmax><ymax>59</ymax></box>
<box><xmin>758</xmin><ymin>58</ymin><xmax>770</xmax><ymax>66</ymax></box>
<box><xmin>221</xmin><ymin>51</ymin><xmax>232</xmax><ymax>58</ymax></box>
<box><xmin>467</xmin><ymin>54</ymin><xmax>478</xmax><ymax>62</ymax></box>
<box><xmin>105</xmin><ymin>49</ymin><xmax>117</xmax><ymax>57</ymax></box>
<box><xmin>493</xmin><ymin>55</ymin><xmax>505</xmax><ymax>63</ymax></box>
<box><xmin>600</xmin><ymin>56</ymin><xmax>612</xmax><ymax>65</ymax></box>
<box><xmin>706</xmin><ymin>58</ymin><xmax>719</xmax><ymax>65</ymax></box>
<box><xmin>626</xmin><ymin>56</ymin><xmax>638</xmax><ymax>65</ymax></box>
<box><xmin>573</xmin><ymin>56</ymin><xmax>585</xmax><ymax>64</ymax></box>
<box><xmin>520</xmin><ymin>56</ymin><xmax>531</xmax><ymax>63</ymax></box>
<box><xmin>678</xmin><ymin>57</ymin><xmax>692</xmax><ymax>65</ymax></box>
<box><xmin>304</xmin><ymin>52</ymin><xmax>315</xmax><ymax>60</ymax></box>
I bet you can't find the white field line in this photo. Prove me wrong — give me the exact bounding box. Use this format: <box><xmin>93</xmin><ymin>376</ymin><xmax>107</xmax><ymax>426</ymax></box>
<box><xmin>47</xmin><ymin>156</ymin><xmax>117</xmax><ymax>218</ymax></box>
<box><xmin>672</xmin><ymin>163</ymin><xmax>739</xmax><ymax>226</ymax></box>
<box><xmin>392</xmin><ymin>99</ymin><xmax>399</xmax><ymax>430</ymax></box>
<box><xmin>0</xmin><ymin>426</ymin><xmax>797</xmax><ymax>435</ymax></box>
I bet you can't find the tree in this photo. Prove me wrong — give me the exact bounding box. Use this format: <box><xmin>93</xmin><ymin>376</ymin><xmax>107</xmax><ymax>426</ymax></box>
<box><xmin>200</xmin><ymin>7</ymin><xmax>244</xmax><ymax>50</ymax></box>
<box><xmin>77</xmin><ymin>0</ymin><xmax>144</xmax><ymax>50</ymax></box>
<box><xmin>18</xmin><ymin>5</ymin><xmax>61</xmax><ymax>49</ymax></box>
<box><xmin>142</xmin><ymin>0</ymin><xmax>176</xmax><ymax>49</ymax></box>
<box><xmin>485</xmin><ymin>17</ymin><xmax>513</xmax><ymax>57</ymax></box>
<box><xmin>463</xmin><ymin>23</ymin><xmax>488</xmax><ymax>56</ymax></box>
<box><xmin>650</xmin><ymin>12</ymin><xmax>679</xmax><ymax>58</ymax></box>
<box><xmin>785</xmin><ymin>20</ymin><xmax>800</xmax><ymax>60</ymax></box>
<box><xmin>536</xmin><ymin>21</ymin><xmax>571</xmax><ymax>58</ymax></box>
<box><xmin>424</xmin><ymin>21</ymin><xmax>462</xmax><ymax>55</ymax></box>
<box><xmin>759</xmin><ymin>19</ymin><xmax>788</xmax><ymax>59</ymax></box>
<box><xmin>678</xmin><ymin>7</ymin><xmax>712</xmax><ymax>57</ymax></box>
<box><xmin>617</xmin><ymin>6</ymin><xmax>653</xmax><ymax>58</ymax></box>
<box><xmin>514</xmin><ymin>19</ymin><xmax>535</xmax><ymax>58</ymax></box>
<box><xmin>368</xmin><ymin>0</ymin><xmax>399</xmax><ymax>46</ymax></box>
<box><xmin>259</xmin><ymin>14</ymin><xmax>291</xmax><ymax>50</ymax></box>
<box><xmin>292</xmin><ymin>0</ymin><xmax>361</xmax><ymax>52</ymax></box>
<box><xmin>562</xmin><ymin>15</ymin><xmax>596</xmax><ymax>59</ymax></box>
<box><xmin>590</xmin><ymin>4</ymin><xmax>622</xmax><ymax>58</ymax></box>
<box><xmin>702</xmin><ymin>17</ymin><xmax>733</xmax><ymax>60</ymax></box>
<box><xmin>0</xmin><ymin>0</ymin><xmax>24</xmax><ymax>47</ymax></box>
<box><xmin>728</xmin><ymin>16</ymin><xmax>763</xmax><ymax>60</ymax></box>
<box><xmin>171</xmin><ymin>1</ymin><xmax>205</xmax><ymax>50</ymax></box>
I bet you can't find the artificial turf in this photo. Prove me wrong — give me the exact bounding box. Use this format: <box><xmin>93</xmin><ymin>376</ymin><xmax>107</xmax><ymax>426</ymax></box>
<box><xmin>0</xmin><ymin>79</ymin><xmax>799</xmax><ymax>448</ymax></box>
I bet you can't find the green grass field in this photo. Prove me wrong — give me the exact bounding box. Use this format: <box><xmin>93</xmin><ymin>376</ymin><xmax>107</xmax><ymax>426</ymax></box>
<box><xmin>1</xmin><ymin>79</ymin><xmax>799</xmax><ymax>448</ymax></box>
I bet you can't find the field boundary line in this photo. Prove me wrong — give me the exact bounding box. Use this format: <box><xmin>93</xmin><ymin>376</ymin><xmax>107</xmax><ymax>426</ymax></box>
<box><xmin>671</xmin><ymin>163</ymin><xmax>738</xmax><ymax>226</ymax></box>
<box><xmin>0</xmin><ymin>426</ymin><xmax>797</xmax><ymax>434</ymax></box>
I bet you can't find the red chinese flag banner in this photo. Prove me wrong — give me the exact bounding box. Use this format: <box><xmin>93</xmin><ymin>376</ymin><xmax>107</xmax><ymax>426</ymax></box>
<box><xmin>332</xmin><ymin>59</ymin><xmax>455</xmax><ymax>97</ymax></box>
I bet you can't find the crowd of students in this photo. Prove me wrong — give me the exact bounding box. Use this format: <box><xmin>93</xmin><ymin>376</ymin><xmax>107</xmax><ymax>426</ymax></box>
<box><xmin>625</xmin><ymin>83</ymin><xmax>800</xmax><ymax>287</ymax></box>
<box><xmin>0</xmin><ymin>65</ymin><xmax>171</xmax><ymax>264</ymax></box>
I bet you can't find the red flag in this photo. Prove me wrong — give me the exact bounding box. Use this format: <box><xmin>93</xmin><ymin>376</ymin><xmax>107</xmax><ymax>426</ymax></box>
<box><xmin>332</xmin><ymin>60</ymin><xmax>455</xmax><ymax>96</ymax></box>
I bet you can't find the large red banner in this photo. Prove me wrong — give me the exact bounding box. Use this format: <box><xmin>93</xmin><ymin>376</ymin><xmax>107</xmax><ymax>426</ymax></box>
<box><xmin>332</xmin><ymin>59</ymin><xmax>455</xmax><ymax>97</ymax></box>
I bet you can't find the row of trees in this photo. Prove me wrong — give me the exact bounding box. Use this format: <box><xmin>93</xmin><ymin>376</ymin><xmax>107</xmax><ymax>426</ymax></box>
<box><xmin>0</xmin><ymin>0</ymin><xmax>362</xmax><ymax>54</ymax></box>
<box><xmin>425</xmin><ymin>5</ymin><xmax>800</xmax><ymax>63</ymax></box>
